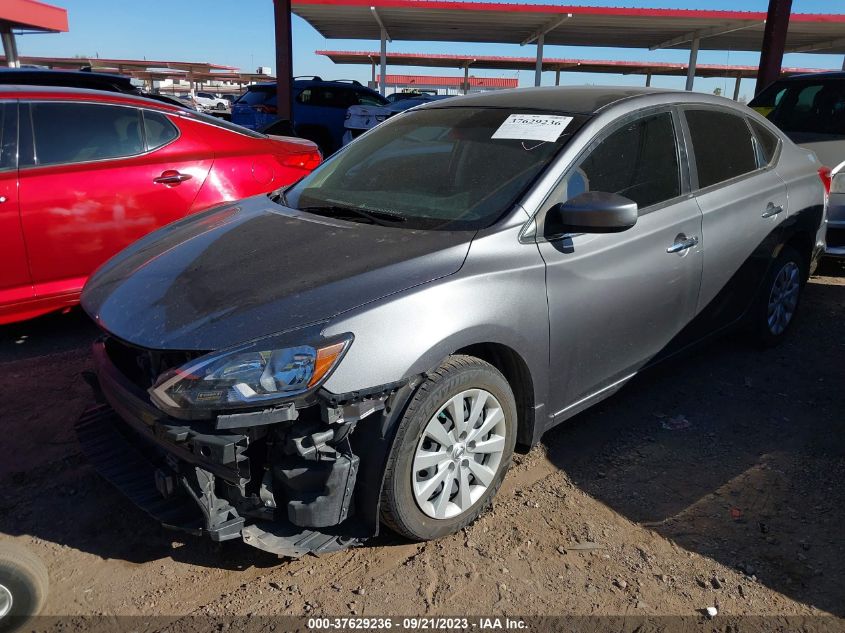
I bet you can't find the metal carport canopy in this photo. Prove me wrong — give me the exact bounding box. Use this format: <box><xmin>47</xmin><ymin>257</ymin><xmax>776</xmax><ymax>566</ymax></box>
<box><xmin>1</xmin><ymin>0</ymin><xmax>69</xmax><ymax>68</ymax></box>
<box><xmin>294</xmin><ymin>0</ymin><xmax>845</xmax><ymax>93</ymax></box>
<box><xmin>293</xmin><ymin>1</ymin><xmax>845</xmax><ymax>53</ymax></box>
<box><xmin>319</xmin><ymin>49</ymin><xmax>826</xmax><ymax>100</ymax></box>
<box><xmin>318</xmin><ymin>50</ymin><xmax>825</xmax><ymax>79</ymax></box>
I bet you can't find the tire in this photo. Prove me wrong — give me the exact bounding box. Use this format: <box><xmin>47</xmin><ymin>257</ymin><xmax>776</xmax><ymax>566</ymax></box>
<box><xmin>380</xmin><ymin>355</ymin><xmax>517</xmax><ymax>541</ymax></box>
<box><xmin>0</xmin><ymin>542</ymin><xmax>49</xmax><ymax>633</ymax></box>
<box><xmin>752</xmin><ymin>245</ymin><xmax>806</xmax><ymax>347</ymax></box>
<box><xmin>215</xmin><ymin>102</ymin><xmax>226</xmax><ymax>111</ymax></box>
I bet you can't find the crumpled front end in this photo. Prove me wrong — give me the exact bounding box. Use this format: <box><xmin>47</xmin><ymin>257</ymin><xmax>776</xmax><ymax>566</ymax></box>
<box><xmin>77</xmin><ymin>337</ymin><xmax>405</xmax><ymax>557</ymax></box>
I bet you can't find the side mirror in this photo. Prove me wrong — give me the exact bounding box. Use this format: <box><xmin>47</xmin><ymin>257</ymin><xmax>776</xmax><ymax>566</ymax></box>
<box><xmin>544</xmin><ymin>191</ymin><xmax>638</xmax><ymax>237</ymax></box>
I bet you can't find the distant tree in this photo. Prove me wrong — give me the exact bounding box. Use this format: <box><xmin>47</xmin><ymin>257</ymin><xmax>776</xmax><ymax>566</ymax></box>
<box><xmin>713</xmin><ymin>87</ymin><xmax>723</xmax><ymax>96</ymax></box>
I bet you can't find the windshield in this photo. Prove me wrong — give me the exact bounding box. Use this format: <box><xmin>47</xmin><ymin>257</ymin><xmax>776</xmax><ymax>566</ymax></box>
<box><xmin>751</xmin><ymin>79</ymin><xmax>845</xmax><ymax>138</ymax></box>
<box><xmin>283</xmin><ymin>107</ymin><xmax>586</xmax><ymax>230</ymax></box>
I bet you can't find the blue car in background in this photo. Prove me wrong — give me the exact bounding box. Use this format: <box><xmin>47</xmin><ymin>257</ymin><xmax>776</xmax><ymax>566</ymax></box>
<box><xmin>231</xmin><ymin>77</ymin><xmax>388</xmax><ymax>155</ymax></box>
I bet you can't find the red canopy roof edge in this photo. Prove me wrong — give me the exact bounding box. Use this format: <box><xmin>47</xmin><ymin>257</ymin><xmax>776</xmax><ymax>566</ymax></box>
<box><xmin>0</xmin><ymin>0</ymin><xmax>68</xmax><ymax>32</ymax></box>
<box><xmin>296</xmin><ymin>0</ymin><xmax>845</xmax><ymax>24</ymax></box>
<box><xmin>317</xmin><ymin>50</ymin><xmax>828</xmax><ymax>75</ymax></box>
<box><xmin>383</xmin><ymin>74</ymin><xmax>517</xmax><ymax>87</ymax></box>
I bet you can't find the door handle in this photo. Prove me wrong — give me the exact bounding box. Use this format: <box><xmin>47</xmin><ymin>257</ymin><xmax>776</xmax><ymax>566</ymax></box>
<box><xmin>667</xmin><ymin>235</ymin><xmax>699</xmax><ymax>254</ymax></box>
<box><xmin>762</xmin><ymin>202</ymin><xmax>784</xmax><ymax>218</ymax></box>
<box><xmin>154</xmin><ymin>170</ymin><xmax>192</xmax><ymax>186</ymax></box>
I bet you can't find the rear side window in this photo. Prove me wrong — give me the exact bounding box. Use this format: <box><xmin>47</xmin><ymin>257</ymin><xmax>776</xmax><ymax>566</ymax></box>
<box><xmin>356</xmin><ymin>90</ymin><xmax>389</xmax><ymax>106</ymax></box>
<box><xmin>143</xmin><ymin>110</ymin><xmax>179</xmax><ymax>150</ymax></box>
<box><xmin>748</xmin><ymin>118</ymin><xmax>780</xmax><ymax>166</ymax></box>
<box><xmin>30</xmin><ymin>102</ymin><xmax>143</xmax><ymax>166</ymax></box>
<box><xmin>684</xmin><ymin>109</ymin><xmax>758</xmax><ymax>189</ymax></box>
<box><xmin>751</xmin><ymin>80</ymin><xmax>845</xmax><ymax>137</ymax></box>
<box><xmin>560</xmin><ymin>111</ymin><xmax>681</xmax><ymax>209</ymax></box>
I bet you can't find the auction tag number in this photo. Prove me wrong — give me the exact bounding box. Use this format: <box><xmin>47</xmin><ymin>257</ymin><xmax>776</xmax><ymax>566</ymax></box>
<box><xmin>492</xmin><ymin>114</ymin><xmax>573</xmax><ymax>142</ymax></box>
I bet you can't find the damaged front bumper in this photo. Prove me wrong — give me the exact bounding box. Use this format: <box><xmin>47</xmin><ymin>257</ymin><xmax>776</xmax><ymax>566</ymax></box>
<box><xmin>76</xmin><ymin>339</ymin><xmax>400</xmax><ymax>558</ymax></box>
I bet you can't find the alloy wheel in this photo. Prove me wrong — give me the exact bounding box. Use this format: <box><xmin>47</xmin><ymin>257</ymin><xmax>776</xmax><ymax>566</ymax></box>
<box><xmin>0</xmin><ymin>582</ymin><xmax>12</xmax><ymax>618</ymax></box>
<box><xmin>412</xmin><ymin>389</ymin><xmax>507</xmax><ymax>519</ymax></box>
<box><xmin>767</xmin><ymin>260</ymin><xmax>800</xmax><ymax>336</ymax></box>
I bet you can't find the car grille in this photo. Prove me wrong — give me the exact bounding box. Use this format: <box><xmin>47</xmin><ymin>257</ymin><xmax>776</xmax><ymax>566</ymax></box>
<box><xmin>104</xmin><ymin>337</ymin><xmax>206</xmax><ymax>391</ymax></box>
<box><xmin>826</xmin><ymin>227</ymin><xmax>845</xmax><ymax>249</ymax></box>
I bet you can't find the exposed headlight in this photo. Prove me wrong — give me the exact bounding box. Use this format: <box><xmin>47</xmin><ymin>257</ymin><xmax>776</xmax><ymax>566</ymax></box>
<box><xmin>831</xmin><ymin>172</ymin><xmax>845</xmax><ymax>194</ymax></box>
<box><xmin>149</xmin><ymin>337</ymin><xmax>351</xmax><ymax>417</ymax></box>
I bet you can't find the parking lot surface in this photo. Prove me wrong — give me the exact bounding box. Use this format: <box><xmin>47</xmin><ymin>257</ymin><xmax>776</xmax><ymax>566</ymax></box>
<box><xmin>0</xmin><ymin>262</ymin><xmax>843</xmax><ymax>622</ymax></box>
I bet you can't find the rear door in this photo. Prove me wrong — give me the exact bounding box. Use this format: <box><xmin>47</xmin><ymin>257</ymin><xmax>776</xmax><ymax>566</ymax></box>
<box><xmin>0</xmin><ymin>101</ymin><xmax>34</xmax><ymax>321</ymax></box>
<box><xmin>537</xmin><ymin>108</ymin><xmax>703</xmax><ymax>417</ymax></box>
<box><xmin>17</xmin><ymin>100</ymin><xmax>212</xmax><ymax>297</ymax></box>
<box><xmin>680</xmin><ymin>107</ymin><xmax>788</xmax><ymax>330</ymax></box>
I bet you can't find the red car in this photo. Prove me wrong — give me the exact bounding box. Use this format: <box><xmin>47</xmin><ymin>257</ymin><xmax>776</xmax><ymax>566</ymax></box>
<box><xmin>0</xmin><ymin>86</ymin><xmax>321</xmax><ymax>325</ymax></box>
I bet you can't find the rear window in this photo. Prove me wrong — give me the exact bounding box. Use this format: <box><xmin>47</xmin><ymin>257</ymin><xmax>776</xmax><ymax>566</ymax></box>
<box><xmin>684</xmin><ymin>109</ymin><xmax>758</xmax><ymax>189</ymax></box>
<box><xmin>184</xmin><ymin>110</ymin><xmax>266</xmax><ymax>139</ymax></box>
<box><xmin>750</xmin><ymin>79</ymin><xmax>845</xmax><ymax>137</ymax></box>
<box><xmin>237</xmin><ymin>87</ymin><xmax>276</xmax><ymax>106</ymax></box>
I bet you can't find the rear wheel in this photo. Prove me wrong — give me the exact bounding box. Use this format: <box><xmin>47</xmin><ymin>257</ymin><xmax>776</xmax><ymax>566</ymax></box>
<box><xmin>0</xmin><ymin>542</ymin><xmax>48</xmax><ymax>633</ymax></box>
<box><xmin>753</xmin><ymin>245</ymin><xmax>805</xmax><ymax>346</ymax></box>
<box><xmin>380</xmin><ymin>356</ymin><xmax>517</xmax><ymax>541</ymax></box>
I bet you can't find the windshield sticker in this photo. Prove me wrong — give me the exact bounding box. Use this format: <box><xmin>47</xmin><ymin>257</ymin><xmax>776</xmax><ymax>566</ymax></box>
<box><xmin>492</xmin><ymin>114</ymin><xmax>573</xmax><ymax>142</ymax></box>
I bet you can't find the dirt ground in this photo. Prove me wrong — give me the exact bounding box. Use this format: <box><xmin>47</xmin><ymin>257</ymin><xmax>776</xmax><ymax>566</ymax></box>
<box><xmin>1</xmin><ymin>260</ymin><xmax>844</xmax><ymax>628</ymax></box>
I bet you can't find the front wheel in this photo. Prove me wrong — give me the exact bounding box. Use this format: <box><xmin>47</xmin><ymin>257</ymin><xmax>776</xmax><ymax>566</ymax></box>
<box><xmin>752</xmin><ymin>245</ymin><xmax>806</xmax><ymax>346</ymax></box>
<box><xmin>380</xmin><ymin>356</ymin><xmax>517</xmax><ymax>541</ymax></box>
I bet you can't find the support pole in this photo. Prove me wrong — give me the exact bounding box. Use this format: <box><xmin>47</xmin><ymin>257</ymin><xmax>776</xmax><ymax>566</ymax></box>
<box><xmin>685</xmin><ymin>36</ymin><xmax>699</xmax><ymax>91</ymax></box>
<box><xmin>1</xmin><ymin>26</ymin><xmax>20</xmax><ymax>68</ymax></box>
<box><xmin>534</xmin><ymin>34</ymin><xmax>544</xmax><ymax>87</ymax></box>
<box><xmin>273</xmin><ymin>0</ymin><xmax>293</xmax><ymax>121</ymax></box>
<box><xmin>755</xmin><ymin>0</ymin><xmax>793</xmax><ymax>96</ymax></box>
<box><xmin>555</xmin><ymin>68</ymin><xmax>560</xmax><ymax>86</ymax></box>
<box><xmin>841</xmin><ymin>54</ymin><xmax>845</xmax><ymax>71</ymax></box>
<box><xmin>379</xmin><ymin>27</ymin><xmax>387</xmax><ymax>96</ymax></box>
<box><xmin>645</xmin><ymin>72</ymin><xmax>652</xmax><ymax>87</ymax></box>
<box><xmin>463</xmin><ymin>64</ymin><xmax>469</xmax><ymax>95</ymax></box>
<box><xmin>733</xmin><ymin>74</ymin><xmax>742</xmax><ymax>101</ymax></box>
<box><xmin>371</xmin><ymin>60</ymin><xmax>376</xmax><ymax>87</ymax></box>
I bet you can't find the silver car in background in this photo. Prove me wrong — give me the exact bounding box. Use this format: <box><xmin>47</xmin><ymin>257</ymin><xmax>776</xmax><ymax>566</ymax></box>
<box><xmin>79</xmin><ymin>87</ymin><xmax>826</xmax><ymax>557</ymax></box>
<box><xmin>750</xmin><ymin>72</ymin><xmax>845</xmax><ymax>257</ymax></box>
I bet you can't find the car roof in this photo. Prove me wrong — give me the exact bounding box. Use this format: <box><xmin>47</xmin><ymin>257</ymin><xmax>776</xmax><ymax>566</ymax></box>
<box><xmin>778</xmin><ymin>70</ymin><xmax>845</xmax><ymax>81</ymax></box>
<box><xmin>0</xmin><ymin>68</ymin><xmax>136</xmax><ymax>92</ymax></box>
<box><xmin>418</xmin><ymin>85</ymin><xmax>674</xmax><ymax>115</ymax></box>
<box><xmin>247</xmin><ymin>79</ymin><xmax>381</xmax><ymax>93</ymax></box>
<box><xmin>0</xmin><ymin>84</ymin><xmax>181</xmax><ymax>112</ymax></box>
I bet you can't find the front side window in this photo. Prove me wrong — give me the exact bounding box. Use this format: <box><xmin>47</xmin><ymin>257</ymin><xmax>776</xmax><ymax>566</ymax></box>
<box><xmin>284</xmin><ymin>107</ymin><xmax>587</xmax><ymax>230</ymax></box>
<box><xmin>557</xmin><ymin>111</ymin><xmax>680</xmax><ymax>209</ymax></box>
<box><xmin>30</xmin><ymin>102</ymin><xmax>143</xmax><ymax>166</ymax></box>
<box><xmin>684</xmin><ymin>109</ymin><xmax>758</xmax><ymax>189</ymax></box>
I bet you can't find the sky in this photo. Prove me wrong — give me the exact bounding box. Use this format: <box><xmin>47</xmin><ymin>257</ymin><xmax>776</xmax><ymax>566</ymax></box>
<box><xmin>15</xmin><ymin>0</ymin><xmax>845</xmax><ymax>102</ymax></box>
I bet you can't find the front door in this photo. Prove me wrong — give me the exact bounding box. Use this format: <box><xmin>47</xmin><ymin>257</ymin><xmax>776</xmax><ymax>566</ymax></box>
<box><xmin>536</xmin><ymin>108</ymin><xmax>703</xmax><ymax>419</ymax></box>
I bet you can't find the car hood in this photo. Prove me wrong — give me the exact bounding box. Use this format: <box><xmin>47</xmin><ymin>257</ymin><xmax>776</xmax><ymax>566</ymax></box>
<box><xmin>81</xmin><ymin>197</ymin><xmax>474</xmax><ymax>351</ymax></box>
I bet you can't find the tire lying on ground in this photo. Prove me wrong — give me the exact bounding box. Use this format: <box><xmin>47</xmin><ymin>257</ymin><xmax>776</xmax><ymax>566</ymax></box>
<box><xmin>0</xmin><ymin>542</ymin><xmax>49</xmax><ymax>633</ymax></box>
